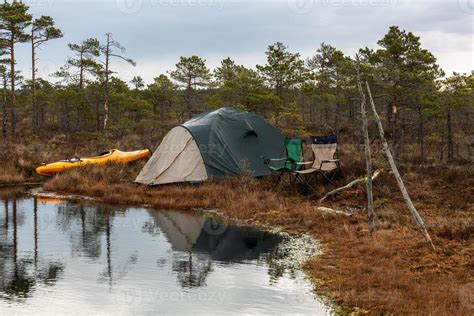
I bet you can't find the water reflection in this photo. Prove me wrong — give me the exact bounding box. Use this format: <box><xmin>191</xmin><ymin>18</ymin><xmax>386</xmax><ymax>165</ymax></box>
<box><xmin>0</xmin><ymin>196</ymin><xmax>280</xmax><ymax>294</ymax></box>
<box><xmin>0</xmin><ymin>198</ymin><xmax>63</xmax><ymax>302</ymax></box>
<box><xmin>0</xmin><ymin>189</ymin><xmax>326</xmax><ymax>314</ymax></box>
<box><xmin>151</xmin><ymin>211</ymin><xmax>281</xmax><ymax>288</ymax></box>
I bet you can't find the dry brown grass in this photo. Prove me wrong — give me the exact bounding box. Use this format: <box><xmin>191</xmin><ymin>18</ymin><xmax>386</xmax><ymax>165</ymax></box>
<box><xmin>0</xmin><ymin>139</ymin><xmax>469</xmax><ymax>315</ymax></box>
<box><xmin>0</xmin><ymin>135</ymin><xmax>154</xmax><ymax>185</ymax></box>
<box><xmin>38</xmin><ymin>155</ymin><xmax>474</xmax><ymax>315</ymax></box>
<box><xmin>0</xmin><ymin>165</ymin><xmax>26</xmax><ymax>184</ymax></box>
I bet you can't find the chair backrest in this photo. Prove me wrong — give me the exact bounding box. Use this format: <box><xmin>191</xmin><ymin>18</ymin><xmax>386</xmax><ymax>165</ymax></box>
<box><xmin>310</xmin><ymin>135</ymin><xmax>338</xmax><ymax>171</ymax></box>
<box><xmin>311</xmin><ymin>134</ymin><xmax>337</xmax><ymax>145</ymax></box>
<box><xmin>284</xmin><ymin>138</ymin><xmax>303</xmax><ymax>163</ymax></box>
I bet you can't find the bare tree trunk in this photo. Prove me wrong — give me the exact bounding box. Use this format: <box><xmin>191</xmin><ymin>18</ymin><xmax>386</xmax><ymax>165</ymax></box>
<box><xmin>319</xmin><ymin>70</ymin><xmax>325</xmax><ymax>128</ymax></box>
<box><xmin>103</xmin><ymin>97</ymin><xmax>109</xmax><ymax>131</ymax></box>
<box><xmin>186</xmin><ymin>77</ymin><xmax>192</xmax><ymax>120</ymax></box>
<box><xmin>103</xmin><ymin>37</ymin><xmax>110</xmax><ymax>132</ymax></box>
<box><xmin>2</xmin><ymin>69</ymin><xmax>7</xmax><ymax>139</ymax></box>
<box><xmin>39</xmin><ymin>101</ymin><xmax>45</xmax><ymax>130</ymax></box>
<box><xmin>79</xmin><ymin>50</ymin><xmax>84</xmax><ymax>89</ymax></box>
<box><xmin>439</xmin><ymin>125</ymin><xmax>445</xmax><ymax>163</ymax></box>
<box><xmin>447</xmin><ymin>109</ymin><xmax>454</xmax><ymax>162</ymax></box>
<box><xmin>356</xmin><ymin>58</ymin><xmax>375</xmax><ymax>232</ymax></box>
<box><xmin>95</xmin><ymin>98</ymin><xmax>101</xmax><ymax>133</ymax></box>
<box><xmin>334</xmin><ymin>71</ymin><xmax>340</xmax><ymax>132</ymax></box>
<box><xmin>418</xmin><ymin>106</ymin><xmax>424</xmax><ymax>162</ymax></box>
<box><xmin>32</xmin><ymin>34</ymin><xmax>37</xmax><ymax>135</ymax></box>
<box><xmin>386</xmin><ymin>101</ymin><xmax>392</xmax><ymax>129</ymax></box>
<box><xmin>10</xmin><ymin>37</ymin><xmax>16</xmax><ymax>139</ymax></box>
<box><xmin>366</xmin><ymin>81</ymin><xmax>435</xmax><ymax>251</ymax></box>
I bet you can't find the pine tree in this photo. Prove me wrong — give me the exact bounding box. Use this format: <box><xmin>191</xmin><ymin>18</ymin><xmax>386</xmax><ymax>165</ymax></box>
<box><xmin>169</xmin><ymin>56</ymin><xmax>210</xmax><ymax>120</ymax></box>
<box><xmin>0</xmin><ymin>1</ymin><xmax>32</xmax><ymax>138</ymax></box>
<box><xmin>31</xmin><ymin>15</ymin><xmax>62</xmax><ymax>135</ymax></box>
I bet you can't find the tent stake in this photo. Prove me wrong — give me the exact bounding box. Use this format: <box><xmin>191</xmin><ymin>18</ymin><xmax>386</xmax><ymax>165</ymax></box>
<box><xmin>365</xmin><ymin>81</ymin><xmax>436</xmax><ymax>251</ymax></box>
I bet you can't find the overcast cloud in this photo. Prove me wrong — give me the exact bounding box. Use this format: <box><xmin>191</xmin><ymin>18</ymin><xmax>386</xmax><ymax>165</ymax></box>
<box><xmin>15</xmin><ymin>0</ymin><xmax>474</xmax><ymax>84</ymax></box>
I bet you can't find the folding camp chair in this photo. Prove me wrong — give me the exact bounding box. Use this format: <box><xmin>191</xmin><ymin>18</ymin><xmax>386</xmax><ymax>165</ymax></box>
<box><xmin>262</xmin><ymin>138</ymin><xmax>304</xmax><ymax>185</ymax></box>
<box><xmin>293</xmin><ymin>135</ymin><xmax>340</xmax><ymax>188</ymax></box>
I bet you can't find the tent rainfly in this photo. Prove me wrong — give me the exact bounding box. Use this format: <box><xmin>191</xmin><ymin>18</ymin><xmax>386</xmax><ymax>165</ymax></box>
<box><xmin>135</xmin><ymin>107</ymin><xmax>285</xmax><ymax>185</ymax></box>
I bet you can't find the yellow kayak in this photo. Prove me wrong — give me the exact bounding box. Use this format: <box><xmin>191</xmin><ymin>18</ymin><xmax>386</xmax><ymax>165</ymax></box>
<box><xmin>36</xmin><ymin>149</ymin><xmax>151</xmax><ymax>176</ymax></box>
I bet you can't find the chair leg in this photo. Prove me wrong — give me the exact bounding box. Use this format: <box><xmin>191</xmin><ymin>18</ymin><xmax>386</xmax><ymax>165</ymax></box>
<box><xmin>304</xmin><ymin>175</ymin><xmax>318</xmax><ymax>193</ymax></box>
<box><xmin>271</xmin><ymin>172</ymin><xmax>282</xmax><ymax>187</ymax></box>
<box><xmin>293</xmin><ymin>173</ymin><xmax>317</xmax><ymax>194</ymax></box>
<box><xmin>321</xmin><ymin>170</ymin><xmax>337</xmax><ymax>185</ymax></box>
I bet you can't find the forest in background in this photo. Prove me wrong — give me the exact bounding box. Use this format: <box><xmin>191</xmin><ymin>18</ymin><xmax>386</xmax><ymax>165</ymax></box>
<box><xmin>0</xmin><ymin>1</ymin><xmax>472</xmax><ymax>164</ymax></box>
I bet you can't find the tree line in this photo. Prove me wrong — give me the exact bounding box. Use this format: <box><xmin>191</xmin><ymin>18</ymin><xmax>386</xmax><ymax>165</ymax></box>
<box><xmin>0</xmin><ymin>1</ymin><xmax>472</xmax><ymax>164</ymax></box>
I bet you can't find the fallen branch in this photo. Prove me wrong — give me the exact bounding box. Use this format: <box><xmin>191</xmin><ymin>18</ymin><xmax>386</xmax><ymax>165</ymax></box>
<box><xmin>319</xmin><ymin>169</ymin><xmax>382</xmax><ymax>203</ymax></box>
<box><xmin>317</xmin><ymin>206</ymin><xmax>353</xmax><ymax>217</ymax></box>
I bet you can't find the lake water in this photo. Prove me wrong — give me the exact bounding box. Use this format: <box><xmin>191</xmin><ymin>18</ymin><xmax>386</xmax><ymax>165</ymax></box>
<box><xmin>0</xmin><ymin>189</ymin><xmax>329</xmax><ymax>315</ymax></box>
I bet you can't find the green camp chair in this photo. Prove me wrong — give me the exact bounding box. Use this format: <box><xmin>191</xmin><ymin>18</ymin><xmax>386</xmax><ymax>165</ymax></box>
<box><xmin>263</xmin><ymin>138</ymin><xmax>304</xmax><ymax>184</ymax></box>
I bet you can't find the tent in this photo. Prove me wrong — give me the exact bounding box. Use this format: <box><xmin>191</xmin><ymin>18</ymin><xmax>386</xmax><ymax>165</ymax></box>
<box><xmin>135</xmin><ymin>107</ymin><xmax>285</xmax><ymax>185</ymax></box>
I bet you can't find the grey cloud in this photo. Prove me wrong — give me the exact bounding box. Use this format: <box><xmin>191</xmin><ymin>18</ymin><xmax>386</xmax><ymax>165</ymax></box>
<box><xmin>14</xmin><ymin>0</ymin><xmax>473</xmax><ymax>83</ymax></box>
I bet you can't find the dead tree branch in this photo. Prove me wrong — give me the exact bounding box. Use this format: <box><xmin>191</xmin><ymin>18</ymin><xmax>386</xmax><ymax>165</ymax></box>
<box><xmin>319</xmin><ymin>169</ymin><xmax>382</xmax><ymax>203</ymax></box>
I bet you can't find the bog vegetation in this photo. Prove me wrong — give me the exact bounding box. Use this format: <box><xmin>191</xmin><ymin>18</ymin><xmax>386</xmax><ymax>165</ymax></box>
<box><xmin>0</xmin><ymin>2</ymin><xmax>473</xmax><ymax>315</ymax></box>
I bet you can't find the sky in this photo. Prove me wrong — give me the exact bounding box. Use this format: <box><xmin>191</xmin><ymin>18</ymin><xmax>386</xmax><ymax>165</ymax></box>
<box><xmin>15</xmin><ymin>0</ymin><xmax>474</xmax><ymax>84</ymax></box>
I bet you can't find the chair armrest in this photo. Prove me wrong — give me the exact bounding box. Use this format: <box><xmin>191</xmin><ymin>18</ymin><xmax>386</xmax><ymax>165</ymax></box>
<box><xmin>321</xmin><ymin>159</ymin><xmax>340</xmax><ymax>163</ymax></box>
<box><xmin>268</xmin><ymin>157</ymin><xmax>289</xmax><ymax>161</ymax></box>
<box><xmin>295</xmin><ymin>161</ymin><xmax>313</xmax><ymax>165</ymax></box>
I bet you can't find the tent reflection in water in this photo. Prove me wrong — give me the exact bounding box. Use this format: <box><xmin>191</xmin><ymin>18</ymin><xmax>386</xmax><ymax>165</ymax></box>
<box><xmin>150</xmin><ymin>210</ymin><xmax>282</xmax><ymax>262</ymax></box>
<box><xmin>135</xmin><ymin>107</ymin><xmax>285</xmax><ymax>185</ymax></box>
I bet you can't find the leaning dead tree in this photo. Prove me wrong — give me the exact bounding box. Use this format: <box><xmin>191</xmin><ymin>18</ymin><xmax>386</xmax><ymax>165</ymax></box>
<box><xmin>101</xmin><ymin>33</ymin><xmax>135</xmax><ymax>132</ymax></box>
<box><xmin>319</xmin><ymin>169</ymin><xmax>382</xmax><ymax>203</ymax></box>
<box><xmin>356</xmin><ymin>55</ymin><xmax>375</xmax><ymax>232</ymax></box>
<box><xmin>366</xmin><ymin>81</ymin><xmax>436</xmax><ymax>250</ymax></box>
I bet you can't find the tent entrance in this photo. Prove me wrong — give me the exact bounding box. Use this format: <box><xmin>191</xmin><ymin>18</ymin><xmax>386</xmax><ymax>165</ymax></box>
<box><xmin>135</xmin><ymin>126</ymin><xmax>208</xmax><ymax>185</ymax></box>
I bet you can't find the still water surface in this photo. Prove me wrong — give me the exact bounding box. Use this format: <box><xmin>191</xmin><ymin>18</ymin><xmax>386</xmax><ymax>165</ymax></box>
<box><xmin>0</xmin><ymin>190</ymin><xmax>329</xmax><ymax>315</ymax></box>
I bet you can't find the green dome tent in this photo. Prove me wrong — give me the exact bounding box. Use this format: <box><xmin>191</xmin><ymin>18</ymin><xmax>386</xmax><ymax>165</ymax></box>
<box><xmin>135</xmin><ymin>107</ymin><xmax>285</xmax><ymax>185</ymax></box>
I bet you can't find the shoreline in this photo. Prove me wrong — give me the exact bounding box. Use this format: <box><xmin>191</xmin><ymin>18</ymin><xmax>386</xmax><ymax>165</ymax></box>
<box><xmin>27</xmin><ymin>185</ymin><xmax>339</xmax><ymax>313</ymax></box>
<box><xmin>1</xmin><ymin>161</ymin><xmax>472</xmax><ymax>314</ymax></box>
